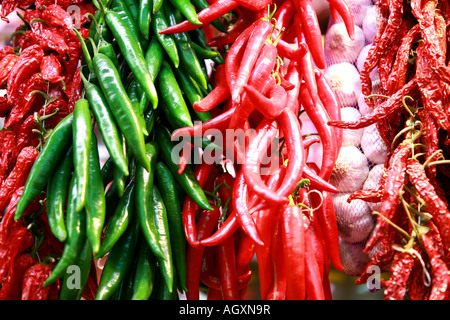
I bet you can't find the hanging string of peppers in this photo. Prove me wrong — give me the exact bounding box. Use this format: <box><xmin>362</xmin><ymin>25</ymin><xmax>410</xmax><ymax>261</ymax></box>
<box><xmin>328</xmin><ymin>0</ymin><xmax>450</xmax><ymax>300</ymax></box>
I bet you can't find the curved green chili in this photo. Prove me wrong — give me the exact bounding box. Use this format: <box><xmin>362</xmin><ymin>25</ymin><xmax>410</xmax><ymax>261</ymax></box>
<box><xmin>72</xmin><ymin>98</ymin><xmax>92</xmax><ymax>213</ymax></box>
<box><xmin>139</xmin><ymin>0</ymin><xmax>152</xmax><ymax>40</ymax></box>
<box><xmin>151</xmin><ymin>5</ymin><xmax>179</xmax><ymax>68</ymax></box>
<box><xmin>139</xmin><ymin>36</ymin><xmax>164</xmax><ymax>113</ymax></box>
<box><xmin>122</xmin><ymin>0</ymin><xmax>140</xmax><ymax>23</ymax></box>
<box><xmin>131</xmin><ymin>237</ymin><xmax>156</xmax><ymax>300</ymax></box>
<box><xmin>167</xmin><ymin>0</ymin><xmax>202</xmax><ymax>26</ymax></box>
<box><xmin>81</xmin><ymin>71</ymin><xmax>129</xmax><ymax>177</ymax></box>
<box><xmin>59</xmin><ymin>239</ymin><xmax>93</xmax><ymax>300</ymax></box>
<box><xmin>165</xmin><ymin>2</ymin><xmax>207</xmax><ymax>89</ymax></box>
<box><xmin>46</xmin><ymin>147</ymin><xmax>73</xmax><ymax>242</ymax></box>
<box><xmin>136</xmin><ymin>142</ymin><xmax>165</xmax><ymax>259</ymax></box>
<box><xmin>95</xmin><ymin>181</ymin><xmax>136</xmax><ymax>259</ymax></box>
<box><xmin>105</xmin><ymin>9</ymin><xmax>158</xmax><ymax>108</ymax></box>
<box><xmin>126</xmin><ymin>79</ymin><xmax>148</xmax><ymax>136</ymax></box>
<box><xmin>173</xmin><ymin>66</ymin><xmax>212</xmax><ymax>123</ymax></box>
<box><xmin>43</xmin><ymin>175</ymin><xmax>87</xmax><ymax>287</ymax></box>
<box><xmin>95</xmin><ymin>214</ymin><xmax>140</xmax><ymax>300</ymax></box>
<box><xmin>110</xmin><ymin>0</ymin><xmax>142</xmax><ymax>47</ymax></box>
<box><xmin>157</xmin><ymin>60</ymin><xmax>193</xmax><ymax>128</ymax></box>
<box><xmin>85</xmin><ymin>134</ymin><xmax>106</xmax><ymax>255</ymax></box>
<box><xmin>93</xmin><ymin>53</ymin><xmax>150</xmax><ymax>172</ymax></box>
<box><xmin>155</xmin><ymin>126</ymin><xmax>212</xmax><ymax>211</ymax></box>
<box><xmin>15</xmin><ymin>113</ymin><xmax>73</xmax><ymax>221</ymax></box>
<box><xmin>98</xmin><ymin>38</ymin><xmax>121</xmax><ymax>71</ymax></box>
<box><xmin>155</xmin><ymin>161</ymin><xmax>187</xmax><ymax>292</ymax></box>
<box><xmin>152</xmin><ymin>186</ymin><xmax>174</xmax><ymax>292</ymax></box>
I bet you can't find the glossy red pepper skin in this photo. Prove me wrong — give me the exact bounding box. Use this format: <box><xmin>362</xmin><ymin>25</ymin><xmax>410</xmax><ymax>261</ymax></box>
<box><xmin>0</xmin><ymin>254</ymin><xmax>37</xmax><ymax>300</ymax></box>
<box><xmin>216</xmin><ymin>223</ymin><xmax>239</xmax><ymax>300</ymax></box>
<box><xmin>193</xmin><ymin>64</ymin><xmax>230</xmax><ymax>113</ymax></box>
<box><xmin>182</xmin><ymin>162</ymin><xmax>215</xmax><ymax>247</ymax></box>
<box><xmin>185</xmin><ymin>206</ymin><xmax>221</xmax><ymax>300</ymax></box>
<box><xmin>281</xmin><ymin>204</ymin><xmax>306</xmax><ymax>300</ymax></box>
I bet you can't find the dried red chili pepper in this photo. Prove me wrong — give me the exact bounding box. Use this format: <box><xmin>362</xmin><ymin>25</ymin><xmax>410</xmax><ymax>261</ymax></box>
<box><xmin>365</xmin><ymin>142</ymin><xmax>412</xmax><ymax>252</ymax></box>
<box><xmin>7</xmin><ymin>44</ymin><xmax>44</xmax><ymax>104</ymax></box>
<box><xmin>0</xmin><ymin>147</ymin><xmax>39</xmax><ymax>212</ymax></box>
<box><xmin>0</xmin><ymin>130</ymin><xmax>17</xmax><ymax>186</ymax></box>
<box><xmin>41</xmin><ymin>4</ymin><xmax>74</xmax><ymax>29</ymax></box>
<box><xmin>383</xmin><ymin>251</ymin><xmax>415</xmax><ymax>300</ymax></box>
<box><xmin>0</xmin><ymin>54</ymin><xmax>19</xmax><ymax>86</ymax></box>
<box><xmin>21</xmin><ymin>263</ymin><xmax>56</xmax><ymax>300</ymax></box>
<box><xmin>40</xmin><ymin>54</ymin><xmax>65</xmax><ymax>84</ymax></box>
<box><xmin>0</xmin><ymin>253</ymin><xmax>37</xmax><ymax>300</ymax></box>
<box><xmin>407</xmin><ymin>158</ymin><xmax>450</xmax><ymax>252</ymax></box>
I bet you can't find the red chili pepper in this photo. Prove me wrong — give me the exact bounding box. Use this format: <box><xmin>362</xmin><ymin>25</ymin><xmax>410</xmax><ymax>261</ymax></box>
<box><xmin>216</xmin><ymin>224</ymin><xmax>240</xmax><ymax>300</ymax></box>
<box><xmin>304</xmin><ymin>217</ymin><xmax>325</xmax><ymax>300</ymax></box>
<box><xmin>292</xmin><ymin>0</ymin><xmax>326</xmax><ymax>69</ymax></box>
<box><xmin>7</xmin><ymin>45</ymin><xmax>44</xmax><ymax>104</ymax></box>
<box><xmin>182</xmin><ymin>162</ymin><xmax>215</xmax><ymax>247</ymax></box>
<box><xmin>235</xmin><ymin>232</ymin><xmax>255</xmax><ymax>275</ymax></box>
<box><xmin>21</xmin><ymin>263</ymin><xmax>56</xmax><ymax>300</ymax></box>
<box><xmin>0</xmin><ymin>253</ymin><xmax>37</xmax><ymax>300</ymax></box>
<box><xmin>406</xmin><ymin>158</ymin><xmax>450</xmax><ymax>251</ymax></box>
<box><xmin>40</xmin><ymin>54</ymin><xmax>64</xmax><ymax>84</ymax></box>
<box><xmin>266</xmin><ymin>215</ymin><xmax>287</xmax><ymax>300</ymax></box>
<box><xmin>326</xmin><ymin>0</ymin><xmax>355</xmax><ymax>39</ymax></box>
<box><xmin>281</xmin><ymin>204</ymin><xmax>306</xmax><ymax>300</ymax></box>
<box><xmin>160</xmin><ymin>0</ymin><xmax>239</xmax><ymax>34</ymax></box>
<box><xmin>0</xmin><ymin>147</ymin><xmax>39</xmax><ymax>212</ymax></box>
<box><xmin>244</xmin><ymin>83</ymin><xmax>287</xmax><ymax>119</ymax></box>
<box><xmin>383</xmin><ymin>251</ymin><xmax>415</xmax><ymax>300</ymax></box>
<box><xmin>299</xmin><ymin>84</ymin><xmax>337</xmax><ymax>181</ymax></box>
<box><xmin>215</xmin><ymin>172</ymin><xmax>235</xmax><ymax>216</ymax></box>
<box><xmin>0</xmin><ymin>130</ymin><xmax>17</xmax><ymax>186</ymax></box>
<box><xmin>200</xmin><ymin>268</ymin><xmax>252</xmax><ymax>291</ymax></box>
<box><xmin>310</xmin><ymin>189</ymin><xmax>344</xmax><ymax>272</ymax></box>
<box><xmin>276</xmin><ymin>107</ymin><xmax>306</xmax><ymax>197</ymax></box>
<box><xmin>186</xmin><ymin>206</ymin><xmax>221</xmax><ymax>300</ymax></box>
<box><xmin>365</xmin><ymin>142</ymin><xmax>412</xmax><ymax>252</ymax></box>
<box><xmin>4</xmin><ymin>74</ymin><xmax>47</xmax><ymax>129</ymax></box>
<box><xmin>36</xmin><ymin>27</ymin><xmax>70</xmax><ymax>57</ymax></box>
<box><xmin>0</xmin><ymin>54</ymin><xmax>19</xmax><ymax>86</ymax></box>
<box><xmin>315</xmin><ymin>68</ymin><xmax>342</xmax><ymax>149</ymax></box>
<box><xmin>231</xmin><ymin>18</ymin><xmax>274</xmax><ymax>104</ymax></box>
<box><xmin>205</xmin><ymin>13</ymin><xmax>253</xmax><ymax>47</ymax></box>
<box><xmin>193</xmin><ymin>64</ymin><xmax>230</xmax><ymax>113</ymax></box>
<box><xmin>243</xmin><ymin>119</ymin><xmax>288</xmax><ymax>204</ymax></box>
<box><xmin>41</xmin><ymin>4</ymin><xmax>74</xmax><ymax>29</ymax></box>
<box><xmin>233</xmin><ymin>169</ymin><xmax>265</xmax><ymax>246</ymax></box>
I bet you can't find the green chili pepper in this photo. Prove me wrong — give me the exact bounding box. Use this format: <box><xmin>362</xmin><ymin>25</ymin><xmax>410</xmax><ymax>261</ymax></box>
<box><xmin>152</xmin><ymin>186</ymin><xmax>174</xmax><ymax>292</ymax></box>
<box><xmin>190</xmin><ymin>41</ymin><xmax>221</xmax><ymax>60</ymax></box>
<box><xmin>72</xmin><ymin>98</ymin><xmax>92</xmax><ymax>213</ymax></box>
<box><xmin>155</xmin><ymin>161</ymin><xmax>187</xmax><ymax>292</ymax></box>
<box><xmin>85</xmin><ymin>134</ymin><xmax>106</xmax><ymax>255</ymax></box>
<box><xmin>157</xmin><ymin>60</ymin><xmax>193</xmax><ymax>128</ymax></box>
<box><xmin>151</xmin><ymin>269</ymin><xmax>178</xmax><ymax>300</ymax></box>
<box><xmin>95</xmin><ymin>214</ymin><xmax>140</xmax><ymax>300</ymax></box>
<box><xmin>112</xmin><ymin>262</ymin><xmax>136</xmax><ymax>300</ymax></box>
<box><xmin>152</xmin><ymin>0</ymin><xmax>163</xmax><ymax>13</ymax></box>
<box><xmin>101</xmin><ymin>157</ymin><xmax>115</xmax><ymax>185</ymax></box>
<box><xmin>136</xmin><ymin>142</ymin><xmax>165</xmax><ymax>259</ymax></box>
<box><xmin>139</xmin><ymin>36</ymin><xmax>164</xmax><ymax>113</ymax></box>
<box><xmin>104</xmin><ymin>181</ymin><xmax>121</xmax><ymax>222</ymax></box>
<box><xmin>144</xmin><ymin>105</ymin><xmax>156</xmax><ymax>135</ymax></box>
<box><xmin>139</xmin><ymin>0</ymin><xmax>152</xmax><ymax>40</ymax></box>
<box><xmin>95</xmin><ymin>181</ymin><xmax>136</xmax><ymax>259</ymax></box>
<box><xmin>109</xmin><ymin>0</ymin><xmax>142</xmax><ymax>47</ymax></box>
<box><xmin>131</xmin><ymin>237</ymin><xmax>156</xmax><ymax>300</ymax></box>
<box><xmin>155</xmin><ymin>126</ymin><xmax>212</xmax><ymax>211</ymax></box>
<box><xmin>93</xmin><ymin>53</ymin><xmax>150</xmax><ymax>172</ymax></box>
<box><xmin>98</xmin><ymin>38</ymin><xmax>121</xmax><ymax>71</ymax></box>
<box><xmin>151</xmin><ymin>5</ymin><xmax>179</xmax><ymax>68</ymax></box>
<box><xmin>74</xmin><ymin>29</ymin><xmax>93</xmax><ymax>74</ymax></box>
<box><xmin>122</xmin><ymin>0</ymin><xmax>140</xmax><ymax>24</ymax></box>
<box><xmin>46</xmin><ymin>147</ymin><xmax>73</xmax><ymax>242</ymax></box>
<box><xmin>173</xmin><ymin>66</ymin><xmax>212</xmax><ymax>123</ymax></box>
<box><xmin>43</xmin><ymin>175</ymin><xmax>87</xmax><ymax>287</ymax></box>
<box><xmin>164</xmin><ymin>2</ymin><xmax>207</xmax><ymax>89</ymax></box>
<box><xmin>126</xmin><ymin>79</ymin><xmax>148</xmax><ymax>136</ymax></box>
<box><xmin>59</xmin><ymin>239</ymin><xmax>93</xmax><ymax>300</ymax></box>
<box><xmin>15</xmin><ymin>113</ymin><xmax>73</xmax><ymax>221</ymax></box>
<box><xmin>189</xmin><ymin>27</ymin><xmax>225</xmax><ymax>65</ymax></box>
<box><xmin>81</xmin><ymin>72</ymin><xmax>129</xmax><ymax>177</ymax></box>
<box><xmin>113</xmin><ymin>133</ymin><xmax>128</xmax><ymax>197</ymax></box>
<box><xmin>168</xmin><ymin>0</ymin><xmax>202</xmax><ymax>26</ymax></box>
<box><xmin>105</xmin><ymin>9</ymin><xmax>158</xmax><ymax>108</ymax></box>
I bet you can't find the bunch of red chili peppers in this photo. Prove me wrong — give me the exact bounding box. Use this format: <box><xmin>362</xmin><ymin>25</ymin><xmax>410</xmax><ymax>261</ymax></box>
<box><xmin>168</xmin><ymin>0</ymin><xmax>353</xmax><ymax>299</ymax></box>
<box><xmin>0</xmin><ymin>0</ymin><xmax>97</xmax><ymax>299</ymax></box>
<box><xmin>329</xmin><ymin>0</ymin><xmax>450</xmax><ymax>300</ymax></box>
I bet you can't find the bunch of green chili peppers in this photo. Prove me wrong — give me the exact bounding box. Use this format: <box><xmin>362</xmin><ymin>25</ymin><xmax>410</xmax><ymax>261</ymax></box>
<box><xmin>13</xmin><ymin>0</ymin><xmax>227</xmax><ymax>300</ymax></box>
